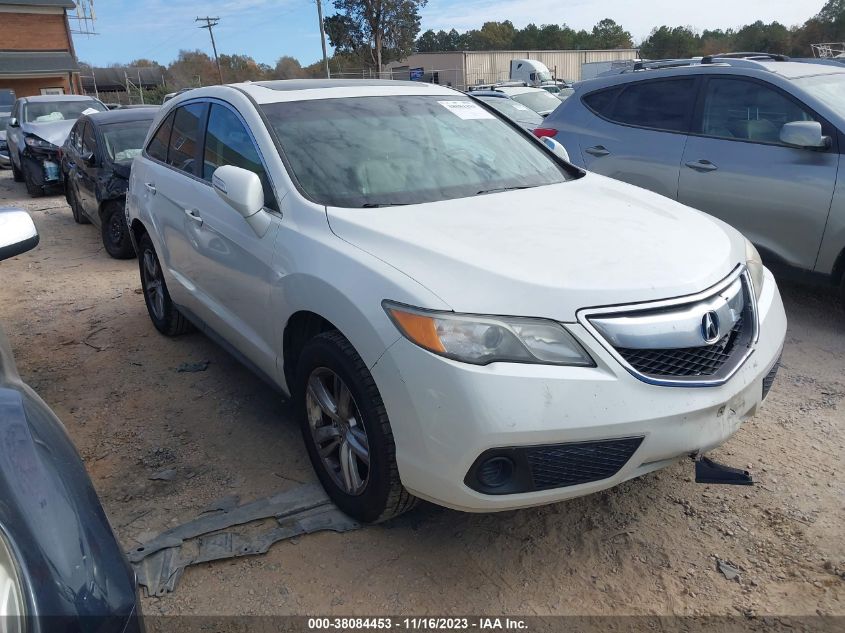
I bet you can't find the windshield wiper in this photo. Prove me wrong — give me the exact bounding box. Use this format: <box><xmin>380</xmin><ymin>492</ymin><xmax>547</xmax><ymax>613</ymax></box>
<box><xmin>475</xmin><ymin>185</ymin><xmax>533</xmax><ymax>196</ymax></box>
<box><xmin>361</xmin><ymin>202</ymin><xmax>410</xmax><ymax>208</ymax></box>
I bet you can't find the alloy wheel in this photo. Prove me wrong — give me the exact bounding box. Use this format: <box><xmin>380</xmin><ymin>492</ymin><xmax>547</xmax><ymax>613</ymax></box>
<box><xmin>142</xmin><ymin>249</ymin><xmax>165</xmax><ymax>321</ymax></box>
<box><xmin>108</xmin><ymin>212</ymin><xmax>124</xmax><ymax>246</ymax></box>
<box><xmin>306</xmin><ymin>367</ymin><xmax>370</xmax><ymax>495</ymax></box>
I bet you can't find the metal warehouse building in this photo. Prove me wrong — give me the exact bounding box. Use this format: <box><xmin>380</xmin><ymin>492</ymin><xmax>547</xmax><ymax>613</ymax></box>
<box><xmin>386</xmin><ymin>49</ymin><xmax>639</xmax><ymax>88</ymax></box>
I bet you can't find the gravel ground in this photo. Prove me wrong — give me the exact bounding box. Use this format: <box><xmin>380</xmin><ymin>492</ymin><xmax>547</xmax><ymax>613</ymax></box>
<box><xmin>0</xmin><ymin>168</ymin><xmax>842</xmax><ymax>618</ymax></box>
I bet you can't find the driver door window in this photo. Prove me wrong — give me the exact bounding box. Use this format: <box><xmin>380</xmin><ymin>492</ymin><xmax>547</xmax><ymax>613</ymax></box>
<box><xmin>699</xmin><ymin>78</ymin><xmax>815</xmax><ymax>145</ymax></box>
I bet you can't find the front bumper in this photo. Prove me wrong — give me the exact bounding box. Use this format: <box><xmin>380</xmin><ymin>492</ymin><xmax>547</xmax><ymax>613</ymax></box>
<box><xmin>371</xmin><ymin>268</ymin><xmax>787</xmax><ymax>512</ymax></box>
<box><xmin>22</xmin><ymin>148</ymin><xmax>62</xmax><ymax>187</ymax></box>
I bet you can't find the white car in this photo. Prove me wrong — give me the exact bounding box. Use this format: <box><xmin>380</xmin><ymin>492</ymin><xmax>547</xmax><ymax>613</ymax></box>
<box><xmin>126</xmin><ymin>79</ymin><xmax>787</xmax><ymax>523</ymax></box>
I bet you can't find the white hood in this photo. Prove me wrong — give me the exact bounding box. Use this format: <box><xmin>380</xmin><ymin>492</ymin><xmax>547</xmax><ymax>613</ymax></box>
<box><xmin>326</xmin><ymin>173</ymin><xmax>747</xmax><ymax>321</ymax></box>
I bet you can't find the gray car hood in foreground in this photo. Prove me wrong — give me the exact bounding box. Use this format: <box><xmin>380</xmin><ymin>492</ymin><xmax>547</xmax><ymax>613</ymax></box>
<box><xmin>20</xmin><ymin>119</ymin><xmax>75</xmax><ymax>147</ymax></box>
<box><xmin>327</xmin><ymin>173</ymin><xmax>747</xmax><ymax>320</ymax></box>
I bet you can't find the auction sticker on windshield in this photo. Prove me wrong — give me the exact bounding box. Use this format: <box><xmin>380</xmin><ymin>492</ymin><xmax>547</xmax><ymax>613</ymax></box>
<box><xmin>438</xmin><ymin>101</ymin><xmax>495</xmax><ymax>120</ymax></box>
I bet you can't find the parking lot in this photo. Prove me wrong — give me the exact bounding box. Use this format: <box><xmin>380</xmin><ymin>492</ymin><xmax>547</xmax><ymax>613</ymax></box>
<box><xmin>0</xmin><ymin>167</ymin><xmax>842</xmax><ymax>617</ymax></box>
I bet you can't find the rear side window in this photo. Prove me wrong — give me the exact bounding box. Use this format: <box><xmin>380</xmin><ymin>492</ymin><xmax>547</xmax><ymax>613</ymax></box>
<box><xmin>611</xmin><ymin>79</ymin><xmax>695</xmax><ymax>132</ymax></box>
<box><xmin>202</xmin><ymin>104</ymin><xmax>277</xmax><ymax>210</ymax></box>
<box><xmin>582</xmin><ymin>87</ymin><xmax>618</xmax><ymax>117</ymax></box>
<box><xmin>146</xmin><ymin>111</ymin><xmax>174</xmax><ymax>162</ymax></box>
<box><xmin>82</xmin><ymin>122</ymin><xmax>97</xmax><ymax>154</ymax></box>
<box><xmin>167</xmin><ymin>103</ymin><xmax>206</xmax><ymax>175</ymax></box>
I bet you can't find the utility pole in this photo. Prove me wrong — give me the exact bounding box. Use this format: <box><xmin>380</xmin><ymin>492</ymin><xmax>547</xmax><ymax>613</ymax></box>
<box><xmin>315</xmin><ymin>0</ymin><xmax>330</xmax><ymax>78</ymax></box>
<box><xmin>196</xmin><ymin>16</ymin><xmax>224</xmax><ymax>84</ymax></box>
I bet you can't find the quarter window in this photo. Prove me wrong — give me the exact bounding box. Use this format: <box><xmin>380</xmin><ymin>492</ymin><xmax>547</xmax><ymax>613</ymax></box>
<box><xmin>582</xmin><ymin>87</ymin><xmax>618</xmax><ymax>117</ymax></box>
<box><xmin>700</xmin><ymin>78</ymin><xmax>816</xmax><ymax>145</ymax></box>
<box><xmin>146</xmin><ymin>111</ymin><xmax>174</xmax><ymax>162</ymax></box>
<box><xmin>82</xmin><ymin>122</ymin><xmax>97</xmax><ymax>155</ymax></box>
<box><xmin>166</xmin><ymin>103</ymin><xmax>206</xmax><ymax>175</ymax></box>
<box><xmin>610</xmin><ymin>79</ymin><xmax>695</xmax><ymax>132</ymax></box>
<box><xmin>202</xmin><ymin>104</ymin><xmax>276</xmax><ymax>210</ymax></box>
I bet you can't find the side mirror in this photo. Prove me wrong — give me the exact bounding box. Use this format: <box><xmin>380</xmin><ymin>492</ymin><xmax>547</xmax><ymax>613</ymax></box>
<box><xmin>8</xmin><ymin>117</ymin><xmax>18</xmax><ymax>128</ymax></box>
<box><xmin>211</xmin><ymin>165</ymin><xmax>271</xmax><ymax>237</ymax></box>
<box><xmin>540</xmin><ymin>136</ymin><xmax>570</xmax><ymax>163</ymax></box>
<box><xmin>780</xmin><ymin>121</ymin><xmax>829</xmax><ymax>149</ymax></box>
<box><xmin>81</xmin><ymin>150</ymin><xmax>96</xmax><ymax>166</ymax></box>
<box><xmin>0</xmin><ymin>208</ymin><xmax>39</xmax><ymax>262</ymax></box>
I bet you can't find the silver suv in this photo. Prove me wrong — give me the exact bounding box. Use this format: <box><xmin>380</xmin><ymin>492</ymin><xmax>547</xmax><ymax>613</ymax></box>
<box><xmin>544</xmin><ymin>55</ymin><xmax>845</xmax><ymax>306</ymax></box>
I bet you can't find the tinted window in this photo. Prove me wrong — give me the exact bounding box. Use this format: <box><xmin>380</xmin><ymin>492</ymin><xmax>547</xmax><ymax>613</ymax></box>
<box><xmin>147</xmin><ymin>111</ymin><xmax>174</xmax><ymax>162</ymax></box>
<box><xmin>610</xmin><ymin>79</ymin><xmax>695</xmax><ymax>132</ymax></box>
<box><xmin>82</xmin><ymin>122</ymin><xmax>97</xmax><ymax>154</ymax></box>
<box><xmin>261</xmin><ymin>95</ymin><xmax>569</xmax><ymax>208</ymax></box>
<box><xmin>203</xmin><ymin>104</ymin><xmax>276</xmax><ymax>209</ymax></box>
<box><xmin>700</xmin><ymin>78</ymin><xmax>815</xmax><ymax>144</ymax></box>
<box><xmin>583</xmin><ymin>88</ymin><xmax>618</xmax><ymax>116</ymax></box>
<box><xmin>68</xmin><ymin>121</ymin><xmax>84</xmax><ymax>152</ymax></box>
<box><xmin>509</xmin><ymin>90</ymin><xmax>562</xmax><ymax>114</ymax></box>
<box><xmin>167</xmin><ymin>103</ymin><xmax>206</xmax><ymax>175</ymax></box>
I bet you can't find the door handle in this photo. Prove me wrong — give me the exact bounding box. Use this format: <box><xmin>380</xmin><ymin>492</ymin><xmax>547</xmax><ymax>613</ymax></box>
<box><xmin>184</xmin><ymin>208</ymin><xmax>203</xmax><ymax>224</ymax></box>
<box><xmin>685</xmin><ymin>160</ymin><xmax>718</xmax><ymax>172</ymax></box>
<box><xmin>585</xmin><ymin>145</ymin><xmax>610</xmax><ymax>157</ymax></box>
<box><xmin>144</xmin><ymin>182</ymin><xmax>157</xmax><ymax>195</ymax></box>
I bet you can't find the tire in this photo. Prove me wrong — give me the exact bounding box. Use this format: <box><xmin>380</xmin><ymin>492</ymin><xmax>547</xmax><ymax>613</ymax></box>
<box><xmin>137</xmin><ymin>233</ymin><xmax>193</xmax><ymax>336</ymax></box>
<box><xmin>22</xmin><ymin>161</ymin><xmax>43</xmax><ymax>197</ymax></box>
<box><xmin>68</xmin><ymin>185</ymin><xmax>89</xmax><ymax>224</ymax></box>
<box><xmin>295</xmin><ymin>330</ymin><xmax>417</xmax><ymax>523</ymax></box>
<box><xmin>101</xmin><ymin>201</ymin><xmax>135</xmax><ymax>259</ymax></box>
<box><xmin>11</xmin><ymin>159</ymin><xmax>23</xmax><ymax>182</ymax></box>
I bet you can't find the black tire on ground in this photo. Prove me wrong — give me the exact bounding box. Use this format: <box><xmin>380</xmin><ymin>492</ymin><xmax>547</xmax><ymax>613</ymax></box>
<box><xmin>101</xmin><ymin>201</ymin><xmax>135</xmax><ymax>259</ymax></box>
<box><xmin>137</xmin><ymin>233</ymin><xmax>193</xmax><ymax>336</ymax></box>
<box><xmin>11</xmin><ymin>160</ymin><xmax>24</xmax><ymax>182</ymax></box>
<box><xmin>68</xmin><ymin>185</ymin><xmax>89</xmax><ymax>224</ymax></box>
<box><xmin>22</xmin><ymin>161</ymin><xmax>43</xmax><ymax>197</ymax></box>
<box><xmin>295</xmin><ymin>330</ymin><xmax>417</xmax><ymax>523</ymax></box>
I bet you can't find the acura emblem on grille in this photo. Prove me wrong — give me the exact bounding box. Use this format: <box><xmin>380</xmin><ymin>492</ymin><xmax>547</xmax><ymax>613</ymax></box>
<box><xmin>701</xmin><ymin>311</ymin><xmax>720</xmax><ymax>344</ymax></box>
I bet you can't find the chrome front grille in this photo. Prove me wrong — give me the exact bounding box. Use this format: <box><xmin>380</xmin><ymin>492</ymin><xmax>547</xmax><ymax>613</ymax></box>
<box><xmin>584</xmin><ymin>267</ymin><xmax>758</xmax><ymax>387</ymax></box>
<box><xmin>616</xmin><ymin>316</ymin><xmax>744</xmax><ymax>377</ymax></box>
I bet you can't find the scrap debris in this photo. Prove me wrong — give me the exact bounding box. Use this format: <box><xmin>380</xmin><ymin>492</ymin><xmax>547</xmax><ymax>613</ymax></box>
<box><xmin>129</xmin><ymin>484</ymin><xmax>360</xmax><ymax>596</ymax></box>
<box><xmin>176</xmin><ymin>360</ymin><xmax>210</xmax><ymax>373</ymax></box>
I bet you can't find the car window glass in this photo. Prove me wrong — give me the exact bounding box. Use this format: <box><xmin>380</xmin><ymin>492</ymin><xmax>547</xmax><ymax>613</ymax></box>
<box><xmin>146</xmin><ymin>111</ymin><xmax>174</xmax><ymax>162</ymax></box>
<box><xmin>23</xmin><ymin>99</ymin><xmax>105</xmax><ymax>123</ymax></box>
<box><xmin>167</xmin><ymin>103</ymin><xmax>206</xmax><ymax>175</ymax></box>
<box><xmin>82</xmin><ymin>122</ymin><xmax>97</xmax><ymax>155</ymax></box>
<box><xmin>582</xmin><ymin>87</ymin><xmax>618</xmax><ymax>116</ymax></box>
<box><xmin>203</xmin><ymin>104</ymin><xmax>277</xmax><ymax>210</ymax></box>
<box><xmin>701</xmin><ymin>78</ymin><xmax>815</xmax><ymax>144</ymax></box>
<box><xmin>610</xmin><ymin>79</ymin><xmax>695</xmax><ymax>132</ymax></box>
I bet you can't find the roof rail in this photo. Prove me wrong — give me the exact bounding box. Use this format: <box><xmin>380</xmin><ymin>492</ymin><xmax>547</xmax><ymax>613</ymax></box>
<box><xmin>702</xmin><ymin>52</ymin><xmax>790</xmax><ymax>63</ymax></box>
<box><xmin>632</xmin><ymin>58</ymin><xmax>701</xmax><ymax>71</ymax></box>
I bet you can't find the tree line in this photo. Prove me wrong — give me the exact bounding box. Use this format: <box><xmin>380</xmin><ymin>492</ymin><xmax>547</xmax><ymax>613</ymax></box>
<box><xmin>416</xmin><ymin>0</ymin><xmax>845</xmax><ymax>58</ymax></box>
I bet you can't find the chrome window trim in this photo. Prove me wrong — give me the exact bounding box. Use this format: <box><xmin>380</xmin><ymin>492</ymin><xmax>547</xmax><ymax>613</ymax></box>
<box><xmin>577</xmin><ymin>265</ymin><xmax>759</xmax><ymax>388</ymax></box>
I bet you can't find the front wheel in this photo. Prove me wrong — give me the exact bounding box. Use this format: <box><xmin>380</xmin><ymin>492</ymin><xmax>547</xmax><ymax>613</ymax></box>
<box><xmin>137</xmin><ymin>233</ymin><xmax>193</xmax><ymax>336</ymax></box>
<box><xmin>296</xmin><ymin>331</ymin><xmax>417</xmax><ymax>523</ymax></box>
<box><xmin>101</xmin><ymin>201</ymin><xmax>135</xmax><ymax>259</ymax></box>
<box><xmin>22</xmin><ymin>161</ymin><xmax>43</xmax><ymax>197</ymax></box>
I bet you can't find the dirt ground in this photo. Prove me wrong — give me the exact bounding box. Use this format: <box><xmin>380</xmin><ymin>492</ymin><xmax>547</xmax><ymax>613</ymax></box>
<box><xmin>0</xmin><ymin>167</ymin><xmax>842</xmax><ymax>618</ymax></box>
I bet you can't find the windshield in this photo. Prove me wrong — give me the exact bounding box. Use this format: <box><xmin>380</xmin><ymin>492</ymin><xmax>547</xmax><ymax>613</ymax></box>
<box><xmin>537</xmin><ymin>71</ymin><xmax>552</xmax><ymax>82</ymax></box>
<box><xmin>261</xmin><ymin>95</ymin><xmax>568</xmax><ymax>208</ymax></box>
<box><xmin>795</xmin><ymin>73</ymin><xmax>845</xmax><ymax>118</ymax></box>
<box><xmin>510</xmin><ymin>90</ymin><xmax>562</xmax><ymax>114</ymax></box>
<box><xmin>23</xmin><ymin>100</ymin><xmax>105</xmax><ymax>123</ymax></box>
<box><xmin>476</xmin><ymin>97</ymin><xmax>543</xmax><ymax>127</ymax></box>
<box><xmin>101</xmin><ymin>120</ymin><xmax>152</xmax><ymax>163</ymax></box>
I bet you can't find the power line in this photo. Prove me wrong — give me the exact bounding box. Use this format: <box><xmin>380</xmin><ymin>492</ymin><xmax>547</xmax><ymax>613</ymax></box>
<box><xmin>196</xmin><ymin>16</ymin><xmax>224</xmax><ymax>84</ymax></box>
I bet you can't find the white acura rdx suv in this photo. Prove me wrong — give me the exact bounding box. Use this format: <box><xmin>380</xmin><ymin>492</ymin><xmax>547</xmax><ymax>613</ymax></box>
<box><xmin>126</xmin><ymin>80</ymin><xmax>786</xmax><ymax>523</ymax></box>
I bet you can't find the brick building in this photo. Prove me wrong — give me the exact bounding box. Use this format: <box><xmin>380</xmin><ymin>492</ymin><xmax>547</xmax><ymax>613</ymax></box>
<box><xmin>0</xmin><ymin>0</ymin><xmax>81</xmax><ymax>98</ymax></box>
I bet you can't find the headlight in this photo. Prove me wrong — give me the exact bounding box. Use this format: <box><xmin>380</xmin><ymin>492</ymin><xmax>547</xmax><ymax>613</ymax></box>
<box><xmin>745</xmin><ymin>239</ymin><xmax>764</xmax><ymax>302</ymax></box>
<box><xmin>24</xmin><ymin>135</ymin><xmax>57</xmax><ymax>150</ymax></box>
<box><xmin>384</xmin><ymin>302</ymin><xmax>594</xmax><ymax>366</ymax></box>
<box><xmin>0</xmin><ymin>530</ymin><xmax>26</xmax><ymax>628</ymax></box>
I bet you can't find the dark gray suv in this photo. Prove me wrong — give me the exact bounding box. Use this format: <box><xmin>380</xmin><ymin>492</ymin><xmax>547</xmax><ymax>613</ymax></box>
<box><xmin>545</xmin><ymin>55</ymin><xmax>845</xmax><ymax>305</ymax></box>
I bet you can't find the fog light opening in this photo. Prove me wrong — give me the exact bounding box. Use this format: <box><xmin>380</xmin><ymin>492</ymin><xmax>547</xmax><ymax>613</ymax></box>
<box><xmin>477</xmin><ymin>456</ymin><xmax>514</xmax><ymax>488</ymax></box>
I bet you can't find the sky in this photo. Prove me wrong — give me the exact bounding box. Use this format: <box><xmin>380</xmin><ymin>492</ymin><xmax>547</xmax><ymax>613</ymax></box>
<box><xmin>73</xmin><ymin>0</ymin><xmax>824</xmax><ymax>69</ymax></box>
